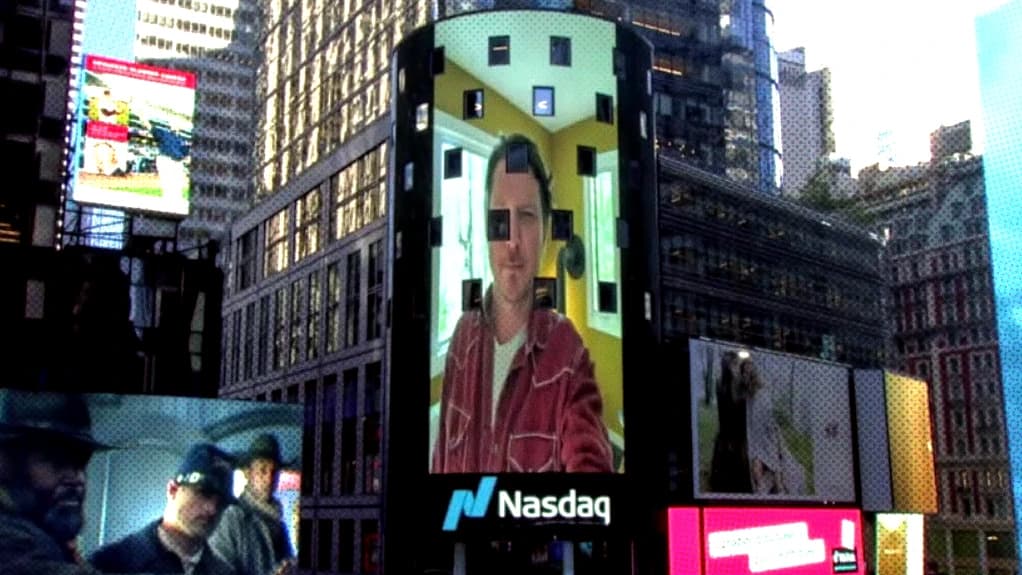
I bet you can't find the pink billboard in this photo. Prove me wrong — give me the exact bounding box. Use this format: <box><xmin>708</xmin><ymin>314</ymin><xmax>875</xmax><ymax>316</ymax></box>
<box><xmin>668</xmin><ymin>507</ymin><xmax>865</xmax><ymax>575</ymax></box>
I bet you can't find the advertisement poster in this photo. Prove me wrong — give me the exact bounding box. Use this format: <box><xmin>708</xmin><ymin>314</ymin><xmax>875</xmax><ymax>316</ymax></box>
<box><xmin>427</xmin><ymin>12</ymin><xmax>624</xmax><ymax>474</ymax></box>
<box><xmin>702</xmin><ymin>507</ymin><xmax>865</xmax><ymax>575</ymax></box>
<box><xmin>73</xmin><ymin>55</ymin><xmax>195</xmax><ymax>217</ymax></box>
<box><xmin>883</xmin><ymin>373</ymin><xmax>937</xmax><ymax>513</ymax></box>
<box><xmin>690</xmin><ymin>338</ymin><xmax>855</xmax><ymax>501</ymax></box>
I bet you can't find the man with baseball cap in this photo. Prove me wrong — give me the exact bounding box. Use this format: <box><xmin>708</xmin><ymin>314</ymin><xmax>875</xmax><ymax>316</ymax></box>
<box><xmin>0</xmin><ymin>389</ymin><xmax>115</xmax><ymax>575</ymax></box>
<box><xmin>90</xmin><ymin>443</ymin><xmax>238</xmax><ymax>575</ymax></box>
<box><xmin>209</xmin><ymin>434</ymin><xmax>296</xmax><ymax>575</ymax></box>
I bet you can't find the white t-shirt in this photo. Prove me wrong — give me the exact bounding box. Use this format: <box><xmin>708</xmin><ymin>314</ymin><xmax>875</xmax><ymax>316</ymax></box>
<box><xmin>491</xmin><ymin>327</ymin><xmax>526</xmax><ymax>428</ymax></box>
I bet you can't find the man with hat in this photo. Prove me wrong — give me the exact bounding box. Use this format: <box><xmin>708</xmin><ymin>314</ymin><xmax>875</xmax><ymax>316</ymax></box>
<box><xmin>0</xmin><ymin>389</ymin><xmax>115</xmax><ymax>575</ymax></box>
<box><xmin>209</xmin><ymin>433</ymin><xmax>296</xmax><ymax>575</ymax></box>
<box><xmin>89</xmin><ymin>443</ymin><xmax>238</xmax><ymax>575</ymax></box>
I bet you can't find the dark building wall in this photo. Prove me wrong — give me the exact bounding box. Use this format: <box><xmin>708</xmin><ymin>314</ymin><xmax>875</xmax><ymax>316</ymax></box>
<box><xmin>658</xmin><ymin>155</ymin><xmax>886</xmax><ymax>367</ymax></box>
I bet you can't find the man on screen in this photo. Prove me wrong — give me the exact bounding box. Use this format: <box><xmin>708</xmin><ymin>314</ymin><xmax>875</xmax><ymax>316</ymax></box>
<box><xmin>89</xmin><ymin>443</ymin><xmax>237</xmax><ymax>575</ymax></box>
<box><xmin>209</xmin><ymin>434</ymin><xmax>295</xmax><ymax>575</ymax></box>
<box><xmin>432</xmin><ymin>134</ymin><xmax>613</xmax><ymax>474</ymax></box>
<box><xmin>0</xmin><ymin>390</ymin><xmax>116</xmax><ymax>575</ymax></box>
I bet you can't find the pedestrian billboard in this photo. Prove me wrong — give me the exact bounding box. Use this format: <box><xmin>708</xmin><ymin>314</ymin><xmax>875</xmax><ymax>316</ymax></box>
<box><xmin>72</xmin><ymin>55</ymin><xmax>195</xmax><ymax>217</ymax></box>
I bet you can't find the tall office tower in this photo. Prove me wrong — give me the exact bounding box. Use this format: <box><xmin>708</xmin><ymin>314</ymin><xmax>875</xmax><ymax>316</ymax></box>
<box><xmin>777</xmin><ymin>47</ymin><xmax>835</xmax><ymax>197</ymax></box>
<box><xmin>857</xmin><ymin>122</ymin><xmax>1016</xmax><ymax>575</ymax></box>
<box><xmin>1</xmin><ymin>0</ymin><xmax>75</xmax><ymax>246</ymax></box>
<box><xmin>133</xmin><ymin>0</ymin><xmax>261</xmax><ymax>251</ymax></box>
<box><xmin>220</xmin><ymin>1</ymin><xmax>427</xmax><ymax>572</ymax></box>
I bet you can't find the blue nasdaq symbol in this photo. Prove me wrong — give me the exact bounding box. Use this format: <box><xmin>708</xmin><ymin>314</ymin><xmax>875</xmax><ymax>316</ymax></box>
<box><xmin>442</xmin><ymin>476</ymin><xmax>497</xmax><ymax>531</ymax></box>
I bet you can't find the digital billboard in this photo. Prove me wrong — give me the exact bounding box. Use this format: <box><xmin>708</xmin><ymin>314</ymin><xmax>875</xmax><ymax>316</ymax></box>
<box><xmin>667</xmin><ymin>507</ymin><xmax>865</xmax><ymax>575</ymax></box>
<box><xmin>427</xmin><ymin>12</ymin><xmax>624</xmax><ymax>474</ymax></box>
<box><xmin>0</xmin><ymin>389</ymin><xmax>302</xmax><ymax>574</ymax></box>
<box><xmin>875</xmin><ymin>514</ymin><xmax>925</xmax><ymax>575</ymax></box>
<box><xmin>690</xmin><ymin>338</ymin><xmax>856</xmax><ymax>502</ymax></box>
<box><xmin>703</xmin><ymin>507</ymin><xmax>864</xmax><ymax>575</ymax></box>
<box><xmin>883</xmin><ymin>372</ymin><xmax>937</xmax><ymax>514</ymax></box>
<box><xmin>72</xmin><ymin>55</ymin><xmax>195</xmax><ymax>217</ymax></box>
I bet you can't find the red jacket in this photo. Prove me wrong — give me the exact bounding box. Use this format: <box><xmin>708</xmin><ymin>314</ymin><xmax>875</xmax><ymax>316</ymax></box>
<box><xmin>432</xmin><ymin>306</ymin><xmax>613</xmax><ymax>473</ymax></box>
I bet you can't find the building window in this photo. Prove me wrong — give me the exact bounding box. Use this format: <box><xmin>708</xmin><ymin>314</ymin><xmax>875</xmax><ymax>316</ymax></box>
<box><xmin>341</xmin><ymin>367</ymin><xmax>358</xmax><ymax>494</ymax></box>
<box><xmin>236</xmin><ymin>228</ymin><xmax>257</xmax><ymax>290</ymax></box>
<box><xmin>317</xmin><ymin>519</ymin><xmax>333</xmax><ymax>572</ymax></box>
<box><xmin>307</xmin><ymin>271</ymin><xmax>321</xmax><ymax>361</ymax></box>
<box><xmin>296</xmin><ymin>187</ymin><xmax>321</xmax><ymax>261</ymax></box>
<box><xmin>367</xmin><ymin>240</ymin><xmax>385</xmax><ymax>341</ymax></box>
<box><xmin>364</xmin><ymin>362</ymin><xmax>382</xmax><ymax>494</ymax></box>
<box><xmin>362</xmin><ymin>520</ymin><xmax>380</xmax><ymax>574</ymax></box>
<box><xmin>327</xmin><ymin>262</ymin><xmax>342</xmax><ymax>354</ymax></box>
<box><xmin>338</xmin><ymin>519</ymin><xmax>355</xmax><ymax>572</ymax></box>
<box><xmin>257</xmin><ymin>295</ymin><xmax>269</xmax><ymax>376</ymax></box>
<box><xmin>231</xmin><ymin>310</ymin><xmax>241</xmax><ymax>384</ymax></box>
<box><xmin>264</xmin><ymin>208</ymin><xmax>289</xmax><ymax>276</ymax></box>
<box><xmin>321</xmin><ymin>375</ymin><xmax>337</xmax><ymax>496</ymax></box>
<box><xmin>298</xmin><ymin>519</ymin><xmax>312</xmax><ymax>570</ymax></box>
<box><xmin>242</xmin><ymin>302</ymin><xmax>255</xmax><ymax>381</ymax></box>
<box><xmin>346</xmin><ymin>250</ymin><xmax>361</xmax><ymax>348</ymax></box>
<box><xmin>585</xmin><ymin>151</ymin><xmax>621</xmax><ymax>338</ymax></box>
<box><xmin>550</xmin><ymin>36</ymin><xmax>571</xmax><ymax>66</ymax></box>
<box><xmin>302</xmin><ymin>381</ymin><xmax>316</xmax><ymax>497</ymax></box>
<box><xmin>488</xmin><ymin>35</ymin><xmax>509</xmax><ymax>66</ymax></box>
<box><xmin>273</xmin><ymin>287</ymin><xmax>287</xmax><ymax>370</ymax></box>
<box><xmin>290</xmin><ymin>278</ymin><xmax>304</xmax><ymax>366</ymax></box>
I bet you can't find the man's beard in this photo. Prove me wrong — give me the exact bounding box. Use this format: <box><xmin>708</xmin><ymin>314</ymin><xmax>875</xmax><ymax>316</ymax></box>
<box><xmin>9</xmin><ymin>483</ymin><xmax>85</xmax><ymax>543</ymax></box>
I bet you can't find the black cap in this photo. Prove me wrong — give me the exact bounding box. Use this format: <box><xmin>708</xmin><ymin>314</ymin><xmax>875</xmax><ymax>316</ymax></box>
<box><xmin>238</xmin><ymin>433</ymin><xmax>296</xmax><ymax>469</ymax></box>
<box><xmin>174</xmin><ymin>443</ymin><xmax>236</xmax><ymax>501</ymax></box>
<box><xmin>0</xmin><ymin>389</ymin><xmax>111</xmax><ymax>452</ymax></box>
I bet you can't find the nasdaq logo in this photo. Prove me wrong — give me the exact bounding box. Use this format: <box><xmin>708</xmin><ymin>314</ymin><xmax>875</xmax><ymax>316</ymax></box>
<box><xmin>442</xmin><ymin>476</ymin><xmax>497</xmax><ymax>531</ymax></box>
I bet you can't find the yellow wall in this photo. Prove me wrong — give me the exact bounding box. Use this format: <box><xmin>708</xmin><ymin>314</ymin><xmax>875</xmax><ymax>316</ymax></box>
<box><xmin>547</xmin><ymin>117</ymin><xmax>622</xmax><ymax>440</ymax></box>
<box><xmin>434</xmin><ymin>61</ymin><xmax>551</xmax><ymax>162</ymax></box>
<box><xmin>885</xmin><ymin>373</ymin><xmax>938</xmax><ymax>513</ymax></box>
<box><xmin>431</xmin><ymin>61</ymin><xmax>624</xmax><ymax>446</ymax></box>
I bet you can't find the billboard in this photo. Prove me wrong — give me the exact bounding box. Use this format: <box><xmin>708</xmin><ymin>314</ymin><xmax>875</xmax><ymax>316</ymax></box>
<box><xmin>668</xmin><ymin>507</ymin><xmax>865</xmax><ymax>575</ymax></box>
<box><xmin>427</xmin><ymin>12</ymin><xmax>624</xmax><ymax>474</ymax></box>
<box><xmin>72</xmin><ymin>55</ymin><xmax>195</xmax><ymax>217</ymax></box>
<box><xmin>883</xmin><ymin>373</ymin><xmax>937</xmax><ymax>514</ymax></box>
<box><xmin>875</xmin><ymin>514</ymin><xmax>925</xmax><ymax>575</ymax></box>
<box><xmin>0</xmin><ymin>389</ymin><xmax>302</xmax><ymax>573</ymax></box>
<box><xmin>690</xmin><ymin>338</ymin><xmax>856</xmax><ymax>502</ymax></box>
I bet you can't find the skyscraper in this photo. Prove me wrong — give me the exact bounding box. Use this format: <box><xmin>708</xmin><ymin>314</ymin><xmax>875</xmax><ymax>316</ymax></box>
<box><xmin>857</xmin><ymin>124</ymin><xmax>1016</xmax><ymax>575</ymax></box>
<box><xmin>777</xmin><ymin>47</ymin><xmax>834</xmax><ymax>197</ymax></box>
<box><xmin>132</xmin><ymin>0</ymin><xmax>260</xmax><ymax>250</ymax></box>
<box><xmin>0</xmin><ymin>0</ymin><xmax>76</xmax><ymax>246</ymax></box>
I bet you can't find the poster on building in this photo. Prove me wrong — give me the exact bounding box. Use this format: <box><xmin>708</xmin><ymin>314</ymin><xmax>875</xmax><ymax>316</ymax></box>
<box><xmin>690</xmin><ymin>338</ymin><xmax>856</xmax><ymax>502</ymax></box>
<box><xmin>73</xmin><ymin>55</ymin><xmax>195</xmax><ymax>217</ymax></box>
<box><xmin>427</xmin><ymin>11</ymin><xmax>624</xmax><ymax>475</ymax></box>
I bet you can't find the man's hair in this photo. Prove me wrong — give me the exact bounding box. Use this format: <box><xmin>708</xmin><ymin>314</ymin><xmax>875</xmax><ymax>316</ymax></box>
<box><xmin>484</xmin><ymin>134</ymin><xmax>552</xmax><ymax>226</ymax></box>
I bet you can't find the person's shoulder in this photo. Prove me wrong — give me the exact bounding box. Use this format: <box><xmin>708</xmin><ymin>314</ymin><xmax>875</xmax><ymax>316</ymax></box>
<box><xmin>89</xmin><ymin>521</ymin><xmax>159</xmax><ymax>571</ymax></box>
<box><xmin>532</xmin><ymin>309</ymin><xmax>584</xmax><ymax>348</ymax></box>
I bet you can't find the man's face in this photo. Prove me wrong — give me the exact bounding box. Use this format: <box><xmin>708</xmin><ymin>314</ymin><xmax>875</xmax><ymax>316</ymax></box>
<box><xmin>489</xmin><ymin>159</ymin><xmax>545</xmax><ymax>310</ymax></box>
<box><xmin>168</xmin><ymin>483</ymin><xmax>222</xmax><ymax>539</ymax></box>
<box><xmin>1</xmin><ymin>441</ymin><xmax>91</xmax><ymax>543</ymax></box>
<box><xmin>245</xmin><ymin>458</ymin><xmax>278</xmax><ymax>500</ymax></box>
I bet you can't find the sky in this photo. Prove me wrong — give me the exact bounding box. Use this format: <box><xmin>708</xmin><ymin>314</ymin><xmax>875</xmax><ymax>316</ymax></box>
<box><xmin>769</xmin><ymin>0</ymin><xmax>1014</xmax><ymax>173</ymax></box>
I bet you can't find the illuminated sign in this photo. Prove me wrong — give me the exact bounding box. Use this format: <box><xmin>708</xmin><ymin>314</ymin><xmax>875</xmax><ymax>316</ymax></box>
<box><xmin>441</xmin><ymin>476</ymin><xmax>611</xmax><ymax>531</ymax></box>
<box><xmin>669</xmin><ymin>507</ymin><xmax>865</xmax><ymax>575</ymax></box>
<box><xmin>72</xmin><ymin>55</ymin><xmax>195</xmax><ymax>217</ymax></box>
<box><xmin>875</xmin><ymin>513</ymin><xmax>924</xmax><ymax>575</ymax></box>
<box><xmin>689</xmin><ymin>339</ymin><xmax>856</xmax><ymax>502</ymax></box>
<box><xmin>428</xmin><ymin>11</ymin><xmax>624</xmax><ymax>476</ymax></box>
